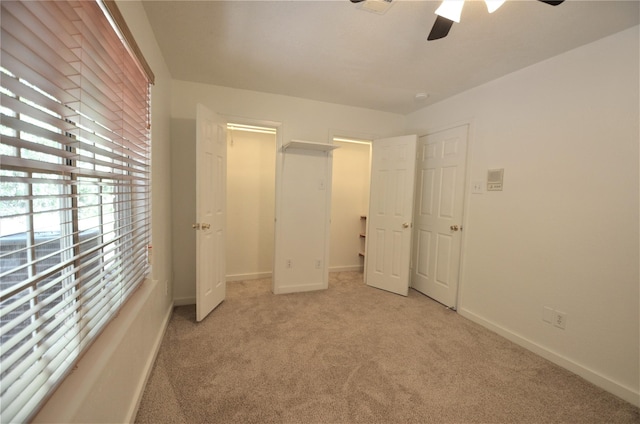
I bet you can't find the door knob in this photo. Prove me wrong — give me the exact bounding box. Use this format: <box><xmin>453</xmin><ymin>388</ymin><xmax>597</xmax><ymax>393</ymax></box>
<box><xmin>450</xmin><ymin>225</ymin><xmax>459</xmax><ymax>231</ymax></box>
<box><xmin>192</xmin><ymin>223</ymin><xmax>200</xmax><ymax>230</ymax></box>
<box><xmin>402</xmin><ymin>222</ymin><xmax>411</xmax><ymax>228</ymax></box>
<box><xmin>201</xmin><ymin>223</ymin><xmax>211</xmax><ymax>230</ymax></box>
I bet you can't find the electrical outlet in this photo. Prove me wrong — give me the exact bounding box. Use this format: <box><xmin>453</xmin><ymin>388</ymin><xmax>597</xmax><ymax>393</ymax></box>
<box><xmin>315</xmin><ymin>259</ymin><xmax>322</xmax><ymax>269</ymax></box>
<box><xmin>553</xmin><ymin>311</ymin><xmax>567</xmax><ymax>329</ymax></box>
<box><xmin>286</xmin><ymin>259</ymin><xmax>292</xmax><ymax>269</ymax></box>
<box><xmin>472</xmin><ymin>181</ymin><xmax>484</xmax><ymax>194</ymax></box>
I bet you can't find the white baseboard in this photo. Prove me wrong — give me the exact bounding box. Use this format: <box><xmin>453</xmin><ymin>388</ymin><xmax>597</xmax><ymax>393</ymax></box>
<box><xmin>226</xmin><ymin>271</ymin><xmax>272</xmax><ymax>282</ymax></box>
<box><xmin>273</xmin><ymin>282</ymin><xmax>327</xmax><ymax>295</ymax></box>
<box><xmin>329</xmin><ymin>265</ymin><xmax>363</xmax><ymax>273</ymax></box>
<box><xmin>126</xmin><ymin>299</ymin><xmax>174</xmax><ymax>423</ymax></box>
<box><xmin>458</xmin><ymin>307</ymin><xmax>640</xmax><ymax>407</ymax></box>
<box><xmin>174</xmin><ymin>296</ymin><xmax>195</xmax><ymax>306</ymax></box>
<box><xmin>225</xmin><ymin>267</ymin><xmax>363</xmax><ymax>282</ymax></box>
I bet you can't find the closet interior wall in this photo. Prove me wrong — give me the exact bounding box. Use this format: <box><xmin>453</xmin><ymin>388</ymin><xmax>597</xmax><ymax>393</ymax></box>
<box><xmin>330</xmin><ymin>139</ymin><xmax>371</xmax><ymax>272</ymax></box>
<box><xmin>226</xmin><ymin>129</ymin><xmax>276</xmax><ymax>281</ymax></box>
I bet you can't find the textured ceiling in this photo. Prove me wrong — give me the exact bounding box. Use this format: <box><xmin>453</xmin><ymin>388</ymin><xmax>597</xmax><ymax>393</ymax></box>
<box><xmin>142</xmin><ymin>0</ymin><xmax>639</xmax><ymax>115</ymax></box>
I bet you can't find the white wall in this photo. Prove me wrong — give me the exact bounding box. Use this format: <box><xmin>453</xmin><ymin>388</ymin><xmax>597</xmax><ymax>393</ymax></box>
<box><xmin>226</xmin><ymin>130</ymin><xmax>276</xmax><ymax>280</ymax></box>
<box><xmin>406</xmin><ymin>26</ymin><xmax>639</xmax><ymax>406</ymax></box>
<box><xmin>32</xmin><ymin>2</ymin><xmax>174</xmax><ymax>422</ymax></box>
<box><xmin>171</xmin><ymin>81</ymin><xmax>405</xmax><ymax>301</ymax></box>
<box><xmin>330</xmin><ymin>141</ymin><xmax>371</xmax><ymax>271</ymax></box>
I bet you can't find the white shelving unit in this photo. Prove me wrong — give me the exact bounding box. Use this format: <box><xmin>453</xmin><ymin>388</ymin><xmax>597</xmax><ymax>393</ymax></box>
<box><xmin>283</xmin><ymin>140</ymin><xmax>339</xmax><ymax>152</ymax></box>
<box><xmin>359</xmin><ymin>215</ymin><xmax>366</xmax><ymax>259</ymax></box>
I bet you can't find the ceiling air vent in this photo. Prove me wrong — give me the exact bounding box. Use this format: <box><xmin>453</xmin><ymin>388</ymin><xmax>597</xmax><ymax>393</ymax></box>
<box><xmin>358</xmin><ymin>0</ymin><xmax>394</xmax><ymax>15</ymax></box>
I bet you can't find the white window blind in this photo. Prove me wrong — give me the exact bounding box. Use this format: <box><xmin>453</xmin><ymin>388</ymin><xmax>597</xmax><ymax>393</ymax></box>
<box><xmin>0</xmin><ymin>1</ymin><xmax>152</xmax><ymax>422</ymax></box>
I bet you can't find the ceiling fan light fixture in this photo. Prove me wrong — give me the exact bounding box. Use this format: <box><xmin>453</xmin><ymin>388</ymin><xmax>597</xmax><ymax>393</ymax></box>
<box><xmin>434</xmin><ymin>0</ymin><xmax>464</xmax><ymax>23</ymax></box>
<box><xmin>357</xmin><ymin>0</ymin><xmax>395</xmax><ymax>15</ymax></box>
<box><xmin>484</xmin><ymin>0</ymin><xmax>506</xmax><ymax>13</ymax></box>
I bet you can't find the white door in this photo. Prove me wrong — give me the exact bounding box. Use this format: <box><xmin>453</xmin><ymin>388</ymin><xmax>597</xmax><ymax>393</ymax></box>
<box><xmin>412</xmin><ymin>125</ymin><xmax>468</xmax><ymax>308</ymax></box>
<box><xmin>365</xmin><ymin>135</ymin><xmax>417</xmax><ymax>296</ymax></box>
<box><xmin>195</xmin><ymin>104</ymin><xmax>226</xmax><ymax>322</ymax></box>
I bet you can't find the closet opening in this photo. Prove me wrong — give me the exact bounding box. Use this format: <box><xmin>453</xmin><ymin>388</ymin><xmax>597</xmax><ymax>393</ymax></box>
<box><xmin>330</xmin><ymin>137</ymin><xmax>372</xmax><ymax>274</ymax></box>
<box><xmin>226</xmin><ymin>123</ymin><xmax>277</xmax><ymax>281</ymax></box>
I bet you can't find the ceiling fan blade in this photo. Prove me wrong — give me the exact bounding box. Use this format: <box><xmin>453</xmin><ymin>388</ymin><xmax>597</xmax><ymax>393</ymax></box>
<box><xmin>350</xmin><ymin>0</ymin><xmax>366</xmax><ymax>3</ymax></box>
<box><xmin>537</xmin><ymin>0</ymin><xmax>565</xmax><ymax>5</ymax></box>
<box><xmin>428</xmin><ymin>15</ymin><xmax>454</xmax><ymax>41</ymax></box>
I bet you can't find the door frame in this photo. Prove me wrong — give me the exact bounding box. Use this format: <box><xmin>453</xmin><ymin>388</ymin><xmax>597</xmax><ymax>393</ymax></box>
<box><xmin>415</xmin><ymin>119</ymin><xmax>474</xmax><ymax>309</ymax></box>
<box><xmin>220</xmin><ymin>114</ymin><xmax>282</xmax><ymax>281</ymax></box>
<box><xmin>328</xmin><ymin>129</ymin><xmax>375</xmax><ymax>274</ymax></box>
<box><xmin>220</xmin><ymin>114</ymin><xmax>282</xmax><ymax>285</ymax></box>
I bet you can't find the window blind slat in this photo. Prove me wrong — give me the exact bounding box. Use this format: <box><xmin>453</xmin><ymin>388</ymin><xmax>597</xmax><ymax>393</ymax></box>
<box><xmin>0</xmin><ymin>154</ymin><xmax>75</xmax><ymax>174</ymax></box>
<box><xmin>1</xmin><ymin>155</ymin><xmax>149</xmax><ymax>180</ymax></box>
<box><xmin>0</xmin><ymin>111</ymin><xmax>73</xmax><ymax>146</ymax></box>
<box><xmin>0</xmin><ymin>234</ymin><xmax>148</xmax><ymax>330</ymax></box>
<box><xmin>0</xmin><ymin>263</ymin><xmax>74</xmax><ymax>323</ymax></box>
<box><xmin>4</xmin><ymin>333</ymin><xmax>78</xmax><ymax>423</ymax></box>
<box><xmin>2</xmin><ymin>334</ymin><xmax>75</xmax><ymax>421</ymax></box>
<box><xmin>0</xmin><ymin>32</ymin><xmax>80</xmax><ymax>95</ymax></box>
<box><xmin>2</xmin><ymin>130</ymin><xmax>148</xmax><ymax>169</ymax></box>
<box><xmin>2</xmin><ymin>242</ymin><xmax>148</xmax><ymax>403</ymax></box>
<box><xmin>5</xmin><ymin>1</ymin><xmax>82</xmax><ymax>48</ymax></box>
<box><xmin>0</xmin><ymin>53</ymin><xmax>78</xmax><ymax>106</ymax></box>
<box><xmin>1</xmin><ymin>241</ymin><xmax>147</xmax><ymax>368</ymax></box>
<box><xmin>1</xmin><ymin>5</ymin><xmax>81</xmax><ymax>77</ymax></box>
<box><xmin>0</xmin><ymin>211</ymin><xmax>150</xmax><ymax>295</ymax></box>
<box><xmin>74</xmin><ymin>4</ymin><xmax>125</xmax><ymax>79</ymax></box>
<box><xmin>0</xmin><ymin>187</ymin><xmax>151</xmax><ymax>221</ymax></box>
<box><xmin>1</xmin><ymin>78</ymin><xmax>80</xmax><ymax>125</ymax></box>
<box><xmin>76</xmin><ymin>79</ymin><xmax>122</xmax><ymax>125</ymax></box>
<box><xmin>1</xmin><ymin>138</ymin><xmax>73</xmax><ymax>165</ymax></box>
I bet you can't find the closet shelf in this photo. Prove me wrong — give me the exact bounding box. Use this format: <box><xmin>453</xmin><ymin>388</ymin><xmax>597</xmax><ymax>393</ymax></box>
<box><xmin>283</xmin><ymin>140</ymin><xmax>339</xmax><ymax>151</ymax></box>
<box><xmin>359</xmin><ymin>215</ymin><xmax>367</xmax><ymax>260</ymax></box>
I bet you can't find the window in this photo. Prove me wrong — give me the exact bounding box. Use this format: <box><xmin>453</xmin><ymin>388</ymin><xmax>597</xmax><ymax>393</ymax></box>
<box><xmin>0</xmin><ymin>1</ymin><xmax>153</xmax><ymax>422</ymax></box>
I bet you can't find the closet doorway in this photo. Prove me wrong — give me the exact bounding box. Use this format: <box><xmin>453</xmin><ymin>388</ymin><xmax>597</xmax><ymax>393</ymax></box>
<box><xmin>330</xmin><ymin>137</ymin><xmax>372</xmax><ymax>273</ymax></box>
<box><xmin>226</xmin><ymin>123</ymin><xmax>277</xmax><ymax>281</ymax></box>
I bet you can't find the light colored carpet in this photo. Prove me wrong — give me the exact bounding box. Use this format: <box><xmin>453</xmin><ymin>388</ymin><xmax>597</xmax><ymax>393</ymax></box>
<box><xmin>135</xmin><ymin>272</ymin><xmax>639</xmax><ymax>423</ymax></box>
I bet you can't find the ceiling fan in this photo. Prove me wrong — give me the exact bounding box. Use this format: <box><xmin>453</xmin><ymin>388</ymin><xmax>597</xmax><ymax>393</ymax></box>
<box><xmin>349</xmin><ymin>0</ymin><xmax>565</xmax><ymax>41</ymax></box>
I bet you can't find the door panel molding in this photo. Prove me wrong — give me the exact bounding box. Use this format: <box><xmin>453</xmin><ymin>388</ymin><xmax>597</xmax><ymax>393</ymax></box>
<box><xmin>411</xmin><ymin>124</ymin><xmax>469</xmax><ymax>308</ymax></box>
<box><xmin>365</xmin><ymin>135</ymin><xmax>417</xmax><ymax>296</ymax></box>
<box><xmin>195</xmin><ymin>104</ymin><xmax>226</xmax><ymax>322</ymax></box>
